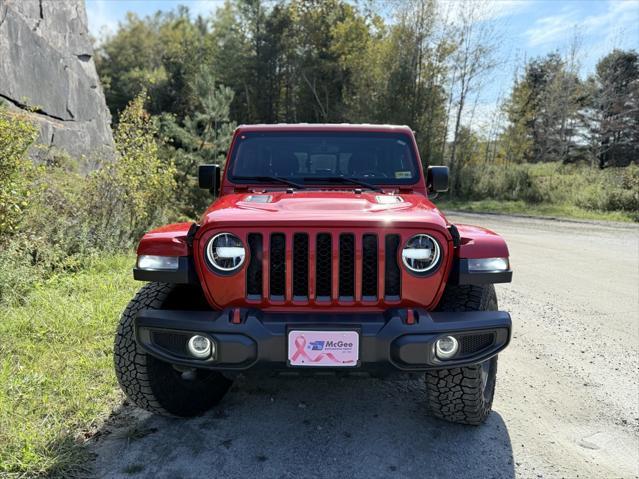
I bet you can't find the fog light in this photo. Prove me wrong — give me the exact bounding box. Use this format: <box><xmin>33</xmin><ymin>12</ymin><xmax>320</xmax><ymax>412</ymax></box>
<box><xmin>187</xmin><ymin>335</ymin><xmax>212</xmax><ymax>359</ymax></box>
<box><xmin>435</xmin><ymin>336</ymin><xmax>459</xmax><ymax>359</ymax></box>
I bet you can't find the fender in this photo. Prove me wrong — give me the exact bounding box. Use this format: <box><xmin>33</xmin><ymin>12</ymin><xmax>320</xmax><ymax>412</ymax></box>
<box><xmin>449</xmin><ymin>224</ymin><xmax>512</xmax><ymax>285</ymax></box>
<box><xmin>454</xmin><ymin>224</ymin><xmax>509</xmax><ymax>259</ymax></box>
<box><xmin>136</xmin><ymin>222</ymin><xmax>193</xmax><ymax>256</ymax></box>
<box><xmin>134</xmin><ymin>223</ymin><xmax>199</xmax><ymax>284</ymax></box>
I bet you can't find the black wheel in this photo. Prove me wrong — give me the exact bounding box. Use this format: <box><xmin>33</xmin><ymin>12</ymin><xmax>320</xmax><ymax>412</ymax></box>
<box><xmin>114</xmin><ymin>282</ymin><xmax>232</xmax><ymax>417</ymax></box>
<box><xmin>425</xmin><ymin>284</ymin><xmax>499</xmax><ymax>425</ymax></box>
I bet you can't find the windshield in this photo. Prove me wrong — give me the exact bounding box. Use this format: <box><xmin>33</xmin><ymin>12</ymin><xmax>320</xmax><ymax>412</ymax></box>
<box><xmin>228</xmin><ymin>131</ymin><xmax>420</xmax><ymax>186</ymax></box>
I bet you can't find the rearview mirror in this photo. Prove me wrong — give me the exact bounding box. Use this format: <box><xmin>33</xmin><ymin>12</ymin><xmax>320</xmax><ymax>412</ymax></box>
<box><xmin>426</xmin><ymin>166</ymin><xmax>449</xmax><ymax>193</ymax></box>
<box><xmin>199</xmin><ymin>164</ymin><xmax>221</xmax><ymax>197</ymax></box>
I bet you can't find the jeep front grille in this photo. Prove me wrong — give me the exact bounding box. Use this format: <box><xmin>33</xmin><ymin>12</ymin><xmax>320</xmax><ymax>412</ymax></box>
<box><xmin>338</xmin><ymin>234</ymin><xmax>355</xmax><ymax>299</ymax></box>
<box><xmin>246</xmin><ymin>233</ymin><xmax>263</xmax><ymax>298</ymax></box>
<box><xmin>293</xmin><ymin>233</ymin><xmax>309</xmax><ymax>299</ymax></box>
<box><xmin>362</xmin><ymin>234</ymin><xmax>378</xmax><ymax>299</ymax></box>
<box><xmin>384</xmin><ymin>234</ymin><xmax>401</xmax><ymax>299</ymax></box>
<box><xmin>245</xmin><ymin>232</ymin><xmax>402</xmax><ymax>303</ymax></box>
<box><xmin>269</xmin><ymin>233</ymin><xmax>286</xmax><ymax>299</ymax></box>
<box><xmin>315</xmin><ymin>233</ymin><xmax>332</xmax><ymax>300</ymax></box>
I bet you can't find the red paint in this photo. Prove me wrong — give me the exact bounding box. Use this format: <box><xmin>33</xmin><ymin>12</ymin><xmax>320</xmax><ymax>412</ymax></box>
<box><xmin>406</xmin><ymin>309</ymin><xmax>416</xmax><ymax>325</ymax></box>
<box><xmin>455</xmin><ymin>224</ymin><xmax>510</xmax><ymax>259</ymax></box>
<box><xmin>137</xmin><ymin>222</ymin><xmax>191</xmax><ymax>256</ymax></box>
<box><xmin>135</xmin><ymin>125</ymin><xmax>510</xmax><ymax>313</ymax></box>
<box><xmin>199</xmin><ymin>191</ymin><xmax>449</xmax><ymax>230</ymax></box>
<box><xmin>193</xmin><ymin>225</ymin><xmax>452</xmax><ymax>312</ymax></box>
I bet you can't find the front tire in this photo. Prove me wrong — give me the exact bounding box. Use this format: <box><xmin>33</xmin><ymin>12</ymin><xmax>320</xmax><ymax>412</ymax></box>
<box><xmin>114</xmin><ymin>282</ymin><xmax>232</xmax><ymax>417</ymax></box>
<box><xmin>424</xmin><ymin>284</ymin><xmax>499</xmax><ymax>425</ymax></box>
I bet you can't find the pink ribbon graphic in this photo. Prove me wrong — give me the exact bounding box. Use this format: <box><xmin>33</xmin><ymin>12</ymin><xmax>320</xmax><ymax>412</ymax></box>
<box><xmin>290</xmin><ymin>335</ymin><xmax>355</xmax><ymax>364</ymax></box>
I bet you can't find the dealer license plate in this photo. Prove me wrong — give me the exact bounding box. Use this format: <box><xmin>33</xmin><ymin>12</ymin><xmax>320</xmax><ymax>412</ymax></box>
<box><xmin>287</xmin><ymin>330</ymin><xmax>359</xmax><ymax>367</ymax></box>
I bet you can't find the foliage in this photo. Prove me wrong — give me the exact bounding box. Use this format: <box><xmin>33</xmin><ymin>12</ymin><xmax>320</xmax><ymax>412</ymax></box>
<box><xmin>95</xmin><ymin>0</ymin><xmax>457</xmax><ymax>165</ymax></box>
<box><xmin>452</xmin><ymin>162</ymin><xmax>639</xmax><ymax>221</ymax></box>
<box><xmin>501</xmin><ymin>48</ymin><xmax>638</xmax><ymax>168</ymax></box>
<box><xmin>0</xmin><ymin>93</ymin><xmax>175</xmax><ymax>304</ymax></box>
<box><xmin>0</xmin><ymin>254</ymin><xmax>138</xmax><ymax>477</ymax></box>
<box><xmin>589</xmin><ymin>50</ymin><xmax>639</xmax><ymax>168</ymax></box>
<box><xmin>500</xmin><ymin>53</ymin><xmax>586</xmax><ymax>164</ymax></box>
<box><xmin>94</xmin><ymin>8</ymin><xmax>206</xmax><ymax>120</ymax></box>
<box><xmin>157</xmin><ymin>67</ymin><xmax>235</xmax><ymax>217</ymax></box>
<box><xmin>0</xmin><ymin>108</ymin><xmax>39</xmax><ymax>238</ymax></box>
<box><xmin>87</xmin><ymin>92</ymin><xmax>176</xmax><ymax>248</ymax></box>
<box><xmin>94</xmin><ymin>1</ymin><xmax>638</xmax><ymax>177</ymax></box>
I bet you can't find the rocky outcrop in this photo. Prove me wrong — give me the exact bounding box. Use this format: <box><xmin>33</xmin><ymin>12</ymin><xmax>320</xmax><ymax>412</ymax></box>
<box><xmin>0</xmin><ymin>0</ymin><xmax>114</xmax><ymax>161</ymax></box>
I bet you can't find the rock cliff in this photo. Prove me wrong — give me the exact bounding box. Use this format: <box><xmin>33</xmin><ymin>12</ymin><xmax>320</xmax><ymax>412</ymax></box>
<box><xmin>0</xmin><ymin>0</ymin><xmax>114</xmax><ymax>160</ymax></box>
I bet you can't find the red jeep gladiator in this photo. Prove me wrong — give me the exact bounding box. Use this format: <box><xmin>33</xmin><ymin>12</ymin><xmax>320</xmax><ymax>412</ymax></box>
<box><xmin>114</xmin><ymin>124</ymin><xmax>512</xmax><ymax>425</ymax></box>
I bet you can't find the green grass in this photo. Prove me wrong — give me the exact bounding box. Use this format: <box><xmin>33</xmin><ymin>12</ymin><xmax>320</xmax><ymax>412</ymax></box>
<box><xmin>0</xmin><ymin>254</ymin><xmax>138</xmax><ymax>478</ymax></box>
<box><xmin>438</xmin><ymin>199</ymin><xmax>637</xmax><ymax>223</ymax></box>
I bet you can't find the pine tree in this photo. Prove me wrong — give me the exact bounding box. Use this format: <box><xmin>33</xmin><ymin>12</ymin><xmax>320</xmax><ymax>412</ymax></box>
<box><xmin>158</xmin><ymin>67</ymin><xmax>236</xmax><ymax>217</ymax></box>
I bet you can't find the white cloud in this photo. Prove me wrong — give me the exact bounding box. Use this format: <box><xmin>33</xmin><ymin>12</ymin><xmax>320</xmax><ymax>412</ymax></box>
<box><xmin>525</xmin><ymin>8</ymin><xmax>577</xmax><ymax>47</ymax></box>
<box><xmin>525</xmin><ymin>0</ymin><xmax>639</xmax><ymax>48</ymax></box>
<box><xmin>440</xmin><ymin>0</ymin><xmax>532</xmax><ymax>25</ymax></box>
<box><xmin>85</xmin><ymin>0</ymin><xmax>118</xmax><ymax>40</ymax></box>
<box><xmin>188</xmin><ymin>0</ymin><xmax>220</xmax><ymax>18</ymax></box>
<box><xmin>479</xmin><ymin>0</ymin><xmax>533</xmax><ymax>21</ymax></box>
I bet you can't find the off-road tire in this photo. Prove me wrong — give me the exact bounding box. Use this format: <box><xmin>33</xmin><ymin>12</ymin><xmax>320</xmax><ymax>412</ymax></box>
<box><xmin>425</xmin><ymin>284</ymin><xmax>499</xmax><ymax>425</ymax></box>
<box><xmin>114</xmin><ymin>282</ymin><xmax>232</xmax><ymax>417</ymax></box>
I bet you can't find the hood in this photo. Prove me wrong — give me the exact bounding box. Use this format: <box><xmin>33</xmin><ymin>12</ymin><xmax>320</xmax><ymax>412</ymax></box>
<box><xmin>200</xmin><ymin>191</ymin><xmax>449</xmax><ymax>232</ymax></box>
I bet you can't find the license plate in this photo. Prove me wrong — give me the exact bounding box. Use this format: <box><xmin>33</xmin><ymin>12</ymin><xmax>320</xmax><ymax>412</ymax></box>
<box><xmin>287</xmin><ymin>330</ymin><xmax>359</xmax><ymax>367</ymax></box>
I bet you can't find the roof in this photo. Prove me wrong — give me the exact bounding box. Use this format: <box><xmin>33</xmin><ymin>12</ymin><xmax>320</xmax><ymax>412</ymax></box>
<box><xmin>235</xmin><ymin>123</ymin><xmax>414</xmax><ymax>133</ymax></box>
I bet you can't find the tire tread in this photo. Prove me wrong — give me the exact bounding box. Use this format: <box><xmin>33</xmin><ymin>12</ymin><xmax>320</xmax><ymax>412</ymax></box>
<box><xmin>425</xmin><ymin>284</ymin><xmax>499</xmax><ymax>425</ymax></box>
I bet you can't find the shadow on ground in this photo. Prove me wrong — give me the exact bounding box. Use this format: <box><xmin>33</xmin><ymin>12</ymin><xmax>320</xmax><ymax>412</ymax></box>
<box><xmin>90</xmin><ymin>375</ymin><xmax>514</xmax><ymax>479</ymax></box>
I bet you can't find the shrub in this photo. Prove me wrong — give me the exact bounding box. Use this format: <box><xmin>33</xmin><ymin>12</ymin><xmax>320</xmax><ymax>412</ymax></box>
<box><xmin>0</xmin><ymin>93</ymin><xmax>176</xmax><ymax>304</ymax></box>
<box><xmin>85</xmin><ymin>92</ymin><xmax>176</xmax><ymax>250</ymax></box>
<box><xmin>457</xmin><ymin>163</ymin><xmax>543</xmax><ymax>203</ymax></box>
<box><xmin>0</xmin><ymin>108</ymin><xmax>38</xmax><ymax>238</ymax></box>
<box><xmin>575</xmin><ymin>165</ymin><xmax>639</xmax><ymax>217</ymax></box>
<box><xmin>455</xmin><ymin>162</ymin><xmax>639</xmax><ymax>220</ymax></box>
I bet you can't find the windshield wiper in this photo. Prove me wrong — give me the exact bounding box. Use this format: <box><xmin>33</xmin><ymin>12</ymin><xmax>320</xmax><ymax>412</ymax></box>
<box><xmin>302</xmin><ymin>176</ymin><xmax>382</xmax><ymax>192</ymax></box>
<box><xmin>234</xmin><ymin>176</ymin><xmax>306</xmax><ymax>190</ymax></box>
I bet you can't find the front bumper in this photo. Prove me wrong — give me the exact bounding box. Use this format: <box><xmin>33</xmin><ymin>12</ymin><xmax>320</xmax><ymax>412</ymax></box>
<box><xmin>135</xmin><ymin>308</ymin><xmax>511</xmax><ymax>372</ymax></box>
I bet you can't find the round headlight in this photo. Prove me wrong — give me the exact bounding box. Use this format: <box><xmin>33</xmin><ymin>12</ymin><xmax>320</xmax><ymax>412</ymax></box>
<box><xmin>402</xmin><ymin>234</ymin><xmax>441</xmax><ymax>273</ymax></box>
<box><xmin>206</xmin><ymin>233</ymin><xmax>246</xmax><ymax>272</ymax></box>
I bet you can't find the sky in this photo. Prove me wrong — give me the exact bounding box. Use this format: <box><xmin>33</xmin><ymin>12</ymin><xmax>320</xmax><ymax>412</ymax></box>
<box><xmin>85</xmin><ymin>0</ymin><xmax>639</xmax><ymax>131</ymax></box>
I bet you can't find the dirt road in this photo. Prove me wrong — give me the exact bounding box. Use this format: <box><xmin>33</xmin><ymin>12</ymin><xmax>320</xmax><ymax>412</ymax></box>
<box><xmin>91</xmin><ymin>213</ymin><xmax>639</xmax><ymax>479</ymax></box>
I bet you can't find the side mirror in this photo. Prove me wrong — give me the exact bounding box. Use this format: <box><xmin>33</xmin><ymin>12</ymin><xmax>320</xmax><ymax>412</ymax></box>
<box><xmin>199</xmin><ymin>164</ymin><xmax>221</xmax><ymax>197</ymax></box>
<box><xmin>426</xmin><ymin>166</ymin><xmax>449</xmax><ymax>193</ymax></box>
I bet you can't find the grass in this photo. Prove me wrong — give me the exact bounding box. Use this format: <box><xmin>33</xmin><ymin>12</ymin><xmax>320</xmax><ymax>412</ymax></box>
<box><xmin>0</xmin><ymin>254</ymin><xmax>138</xmax><ymax>478</ymax></box>
<box><xmin>438</xmin><ymin>199</ymin><xmax>637</xmax><ymax>223</ymax></box>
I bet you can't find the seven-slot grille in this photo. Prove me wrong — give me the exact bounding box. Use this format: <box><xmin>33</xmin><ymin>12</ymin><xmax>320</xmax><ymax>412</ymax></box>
<box><xmin>246</xmin><ymin>232</ymin><xmax>402</xmax><ymax>302</ymax></box>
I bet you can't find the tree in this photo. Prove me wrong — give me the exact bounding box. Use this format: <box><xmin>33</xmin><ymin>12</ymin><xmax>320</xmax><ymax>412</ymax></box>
<box><xmin>95</xmin><ymin>8</ymin><xmax>208</xmax><ymax>120</ymax></box>
<box><xmin>590</xmin><ymin>49</ymin><xmax>639</xmax><ymax>168</ymax></box>
<box><xmin>337</xmin><ymin>0</ymin><xmax>450</xmax><ymax>166</ymax></box>
<box><xmin>158</xmin><ymin>68</ymin><xmax>236</xmax><ymax>217</ymax></box>
<box><xmin>444</xmin><ymin>1</ymin><xmax>499</xmax><ymax>194</ymax></box>
<box><xmin>501</xmin><ymin>52</ymin><xmax>585</xmax><ymax>164</ymax></box>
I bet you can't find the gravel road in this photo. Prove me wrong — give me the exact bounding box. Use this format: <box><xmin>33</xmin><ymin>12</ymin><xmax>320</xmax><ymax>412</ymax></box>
<box><xmin>91</xmin><ymin>213</ymin><xmax>639</xmax><ymax>479</ymax></box>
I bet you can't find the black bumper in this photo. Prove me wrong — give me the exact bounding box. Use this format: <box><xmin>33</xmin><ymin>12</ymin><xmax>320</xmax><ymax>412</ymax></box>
<box><xmin>135</xmin><ymin>308</ymin><xmax>511</xmax><ymax>373</ymax></box>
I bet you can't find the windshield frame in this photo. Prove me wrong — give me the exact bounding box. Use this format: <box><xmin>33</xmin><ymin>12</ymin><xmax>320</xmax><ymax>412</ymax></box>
<box><xmin>225</xmin><ymin>130</ymin><xmax>423</xmax><ymax>188</ymax></box>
